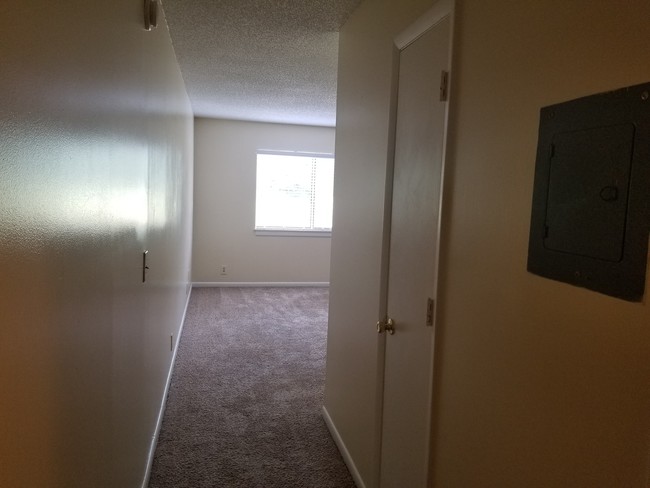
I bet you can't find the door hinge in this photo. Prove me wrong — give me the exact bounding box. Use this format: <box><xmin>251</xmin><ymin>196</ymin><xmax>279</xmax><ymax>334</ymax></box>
<box><xmin>439</xmin><ymin>70</ymin><xmax>449</xmax><ymax>102</ymax></box>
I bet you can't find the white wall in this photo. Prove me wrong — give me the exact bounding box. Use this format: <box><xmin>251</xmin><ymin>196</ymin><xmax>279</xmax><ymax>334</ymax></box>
<box><xmin>0</xmin><ymin>2</ymin><xmax>193</xmax><ymax>487</ymax></box>
<box><xmin>326</xmin><ymin>0</ymin><xmax>650</xmax><ymax>487</ymax></box>
<box><xmin>193</xmin><ymin>118</ymin><xmax>334</xmax><ymax>284</ymax></box>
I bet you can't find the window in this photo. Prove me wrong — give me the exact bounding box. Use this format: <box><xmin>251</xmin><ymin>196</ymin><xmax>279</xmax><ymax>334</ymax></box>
<box><xmin>255</xmin><ymin>151</ymin><xmax>334</xmax><ymax>236</ymax></box>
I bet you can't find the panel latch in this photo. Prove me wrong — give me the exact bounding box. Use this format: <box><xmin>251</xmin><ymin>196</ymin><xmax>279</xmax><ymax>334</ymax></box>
<box><xmin>439</xmin><ymin>70</ymin><xmax>449</xmax><ymax>102</ymax></box>
<box><xmin>426</xmin><ymin>298</ymin><xmax>435</xmax><ymax>326</ymax></box>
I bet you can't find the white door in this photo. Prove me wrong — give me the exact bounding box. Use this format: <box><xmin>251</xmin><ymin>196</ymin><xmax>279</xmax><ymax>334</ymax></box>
<box><xmin>379</xmin><ymin>5</ymin><xmax>452</xmax><ymax>487</ymax></box>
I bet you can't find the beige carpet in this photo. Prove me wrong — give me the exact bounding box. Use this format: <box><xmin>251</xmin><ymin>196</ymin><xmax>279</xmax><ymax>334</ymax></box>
<box><xmin>148</xmin><ymin>287</ymin><xmax>356</xmax><ymax>488</ymax></box>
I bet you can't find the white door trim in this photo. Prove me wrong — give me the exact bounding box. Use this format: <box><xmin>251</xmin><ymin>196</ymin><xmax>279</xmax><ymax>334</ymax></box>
<box><xmin>394</xmin><ymin>0</ymin><xmax>454</xmax><ymax>50</ymax></box>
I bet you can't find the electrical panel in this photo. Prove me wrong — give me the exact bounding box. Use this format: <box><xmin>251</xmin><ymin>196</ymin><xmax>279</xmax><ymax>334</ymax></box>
<box><xmin>528</xmin><ymin>82</ymin><xmax>650</xmax><ymax>301</ymax></box>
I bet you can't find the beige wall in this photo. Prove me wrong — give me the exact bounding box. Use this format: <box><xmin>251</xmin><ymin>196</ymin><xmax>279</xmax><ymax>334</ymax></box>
<box><xmin>434</xmin><ymin>1</ymin><xmax>650</xmax><ymax>486</ymax></box>
<box><xmin>325</xmin><ymin>1</ymin><xmax>437</xmax><ymax>486</ymax></box>
<box><xmin>193</xmin><ymin>118</ymin><xmax>334</xmax><ymax>284</ymax></box>
<box><xmin>326</xmin><ymin>0</ymin><xmax>650</xmax><ymax>487</ymax></box>
<box><xmin>0</xmin><ymin>2</ymin><xmax>193</xmax><ymax>487</ymax></box>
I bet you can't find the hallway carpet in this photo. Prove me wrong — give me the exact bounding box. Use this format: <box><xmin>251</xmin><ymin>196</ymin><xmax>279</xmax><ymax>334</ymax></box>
<box><xmin>148</xmin><ymin>287</ymin><xmax>356</xmax><ymax>488</ymax></box>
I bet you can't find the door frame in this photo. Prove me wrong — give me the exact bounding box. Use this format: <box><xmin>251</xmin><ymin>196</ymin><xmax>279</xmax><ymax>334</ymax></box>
<box><xmin>377</xmin><ymin>0</ymin><xmax>456</xmax><ymax>485</ymax></box>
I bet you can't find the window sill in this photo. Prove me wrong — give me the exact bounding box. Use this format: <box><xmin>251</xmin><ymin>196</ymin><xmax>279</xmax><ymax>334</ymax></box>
<box><xmin>254</xmin><ymin>229</ymin><xmax>332</xmax><ymax>237</ymax></box>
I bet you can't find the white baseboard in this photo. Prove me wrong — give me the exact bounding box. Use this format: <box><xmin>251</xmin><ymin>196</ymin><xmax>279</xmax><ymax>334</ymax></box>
<box><xmin>321</xmin><ymin>406</ymin><xmax>366</xmax><ymax>488</ymax></box>
<box><xmin>192</xmin><ymin>282</ymin><xmax>330</xmax><ymax>288</ymax></box>
<box><xmin>141</xmin><ymin>286</ymin><xmax>192</xmax><ymax>488</ymax></box>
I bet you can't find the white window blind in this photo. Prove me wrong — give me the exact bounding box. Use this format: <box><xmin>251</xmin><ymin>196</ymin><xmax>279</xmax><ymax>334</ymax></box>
<box><xmin>255</xmin><ymin>152</ymin><xmax>334</xmax><ymax>233</ymax></box>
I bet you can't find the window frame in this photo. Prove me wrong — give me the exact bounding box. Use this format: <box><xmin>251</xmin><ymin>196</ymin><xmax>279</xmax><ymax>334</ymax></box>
<box><xmin>254</xmin><ymin>150</ymin><xmax>334</xmax><ymax>237</ymax></box>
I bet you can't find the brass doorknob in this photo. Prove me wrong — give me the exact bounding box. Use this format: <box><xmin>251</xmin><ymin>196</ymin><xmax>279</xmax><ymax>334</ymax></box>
<box><xmin>376</xmin><ymin>317</ymin><xmax>395</xmax><ymax>335</ymax></box>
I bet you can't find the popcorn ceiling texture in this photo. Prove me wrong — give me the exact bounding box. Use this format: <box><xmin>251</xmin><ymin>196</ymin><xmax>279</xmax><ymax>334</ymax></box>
<box><xmin>161</xmin><ymin>0</ymin><xmax>363</xmax><ymax>127</ymax></box>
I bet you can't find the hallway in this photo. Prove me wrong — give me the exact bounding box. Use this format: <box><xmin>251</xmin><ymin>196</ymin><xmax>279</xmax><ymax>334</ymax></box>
<box><xmin>148</xmin><ymin>287</ymin><xmax>355</xmax><ymax>488</ymax></box>
<box><xmin>3</xmin><ymin>1</ymin><xmax>649</xmax><ymax>486</ymax></box>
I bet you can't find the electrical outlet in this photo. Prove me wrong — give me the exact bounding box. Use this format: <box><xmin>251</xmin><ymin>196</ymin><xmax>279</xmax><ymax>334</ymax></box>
<box><xmin>220</xmin><ymin>265</ymin><xmax>228</xmax><ymax>275</ymax></box>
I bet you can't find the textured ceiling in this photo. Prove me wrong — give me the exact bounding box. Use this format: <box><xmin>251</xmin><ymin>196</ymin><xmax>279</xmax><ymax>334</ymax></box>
<box><xmin>161</xmin><ymin>0</ymin><xmax>363</xmax><ymax>127</ymax></box>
